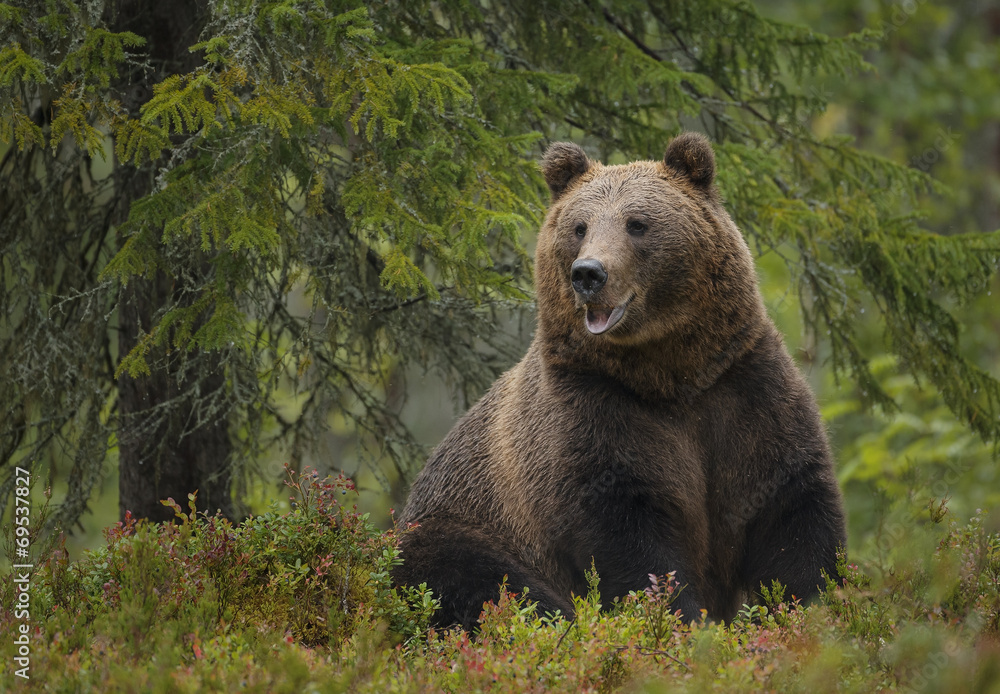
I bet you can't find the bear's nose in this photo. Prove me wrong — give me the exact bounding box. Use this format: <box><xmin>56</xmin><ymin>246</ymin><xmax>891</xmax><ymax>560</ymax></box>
<box><xmin>571</xmin><ymin>258</ymin><xmax>608</xmax><ymax>299</ymax></box>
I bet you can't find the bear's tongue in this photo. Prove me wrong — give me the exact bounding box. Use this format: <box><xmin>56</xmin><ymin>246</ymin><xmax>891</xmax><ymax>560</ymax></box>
<box><xmin>585</xmin><ymin>305</ymin><xmax>625</xmax><ymax>335</ymax></box>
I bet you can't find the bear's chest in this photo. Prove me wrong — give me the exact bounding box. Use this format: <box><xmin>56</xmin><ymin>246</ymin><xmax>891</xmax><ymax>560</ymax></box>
<box><xmin>518</xmin><ymin>382</ymin><xmax>708</xmax><ymax>524</ymax></box>
<box><xmin>519</xmin><ymin>388</ymin><xmax>713</xmax><ymax>597</ymax></box>
<box><xmin>560</xmin><ymin>383</ymin><xmax>702</xmax><ymax>477</ymax></box>
<box><xmin>494</xmin><ymin>365</ymin><xmax>716</xmax><ymax>555</ymax></box>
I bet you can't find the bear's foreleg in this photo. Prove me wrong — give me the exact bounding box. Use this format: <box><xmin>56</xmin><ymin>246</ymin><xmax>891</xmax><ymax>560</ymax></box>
<box><xmin>393</xmin><ymin>517</ymin><xmax>574</xmax><ymax>632</ymax></box>
<box><xmin>740</xmin><ymin>469</ymin><xmax>845</xmax><ymax>605</ymax></box>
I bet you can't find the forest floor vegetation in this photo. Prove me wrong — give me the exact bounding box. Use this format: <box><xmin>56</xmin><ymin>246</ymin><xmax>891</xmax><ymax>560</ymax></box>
<box><xmin>1</xmin><ymin>468</ymin><xmax>998</xmax><ymax>693</ymax></box>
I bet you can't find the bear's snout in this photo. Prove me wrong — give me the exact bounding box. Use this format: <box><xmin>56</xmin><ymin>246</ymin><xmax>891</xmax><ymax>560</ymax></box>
<box><xmin>571</xmin><ymin>258</ymin><xmax>608</xmax><ymax>300</ymax></box>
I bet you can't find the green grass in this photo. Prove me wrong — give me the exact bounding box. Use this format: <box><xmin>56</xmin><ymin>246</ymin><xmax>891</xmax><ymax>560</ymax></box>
<box><xmin>2</xmin><ymin>469</ymin><xmax>998</xmax><ymax>692</ymax></box>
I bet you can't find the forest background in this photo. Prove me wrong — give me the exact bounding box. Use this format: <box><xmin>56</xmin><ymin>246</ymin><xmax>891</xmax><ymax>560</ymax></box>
<box><xmin>4</xmin><ymin>0</ymin><xmax>998</xmax><ymax>557</ymax></box>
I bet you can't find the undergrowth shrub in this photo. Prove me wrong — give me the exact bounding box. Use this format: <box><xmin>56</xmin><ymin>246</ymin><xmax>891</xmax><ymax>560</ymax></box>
<box><xmin>1</xmin><ymin>473</ymin><xmax>998</xmax><ymax>692</ymax></box>
<box><xmin>1</xmin><ymin>468</ymin><xmax>436</xmax><ymax>684</ymax></box>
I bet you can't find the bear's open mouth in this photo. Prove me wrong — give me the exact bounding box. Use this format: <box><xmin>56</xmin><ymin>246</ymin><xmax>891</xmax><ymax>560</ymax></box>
<box><xmin>584</xmin><ymin>296</ymin><xmax>632</xmax><ymax>335</ymax></box>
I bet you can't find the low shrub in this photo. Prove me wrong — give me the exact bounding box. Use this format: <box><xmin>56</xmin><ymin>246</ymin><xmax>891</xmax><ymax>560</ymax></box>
<box><xmin>1</xmin><ymin>469</ymin><xmax>997</xmax><ymax>692</ymax></box>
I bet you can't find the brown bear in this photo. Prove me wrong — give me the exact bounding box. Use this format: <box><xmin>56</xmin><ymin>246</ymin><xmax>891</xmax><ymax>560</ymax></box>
<box><xmin>392</xmin><ymin>133</ymin><xmax>846</xmax><ymax>631</ymax></box>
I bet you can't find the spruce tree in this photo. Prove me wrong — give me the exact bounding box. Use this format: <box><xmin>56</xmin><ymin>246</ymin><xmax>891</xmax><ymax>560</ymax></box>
<box><xmin>2</xmin><ymin>0</ymin><xmax>998</xmax><ymax>527</ymax></box>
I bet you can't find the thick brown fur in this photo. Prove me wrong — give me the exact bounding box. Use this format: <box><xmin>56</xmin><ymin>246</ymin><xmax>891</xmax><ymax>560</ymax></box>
<box><xmin>393</xmin><ymin>133</ymin><xmax>846</xmax><ymax>631</ymax></box>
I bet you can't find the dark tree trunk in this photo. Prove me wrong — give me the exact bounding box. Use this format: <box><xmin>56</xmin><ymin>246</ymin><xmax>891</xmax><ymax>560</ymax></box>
<box><xmin>117</xmin><ymin>275</ymin><xmax>236</xmax><ymax>522</ymax></box>
<box><xmin>109</xmin><ymin>0</ymin><xmax>235</xmax><ymax>522</ymax></box>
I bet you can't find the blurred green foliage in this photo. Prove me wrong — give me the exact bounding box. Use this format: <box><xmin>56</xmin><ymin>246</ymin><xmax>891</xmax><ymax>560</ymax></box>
<box><xmin>0</xmin><ymin>0</ymin><xmax>998</xmax><ymax>590</ymax></box>
<box><xmin>2</xmin><ymin>0</ymin><xmax>999</xmax><ymax>541</ymax></box>
<box><xmin>754</xmin><ymin>0</ymin><xmax>1000</xmax><ymax>551</ymax></box>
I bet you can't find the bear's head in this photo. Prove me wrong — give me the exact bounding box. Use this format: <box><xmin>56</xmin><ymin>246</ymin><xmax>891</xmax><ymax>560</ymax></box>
<box><xmin>534</xmin><ymin>133</ymin><xmax>766</xmax><ymax>396</ymax></box>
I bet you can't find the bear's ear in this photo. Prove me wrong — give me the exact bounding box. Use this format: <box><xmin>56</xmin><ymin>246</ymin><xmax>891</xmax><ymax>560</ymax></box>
<box><xmin>541</xmin><ymin>142</ymin><xmax>591</xmax><ymax>201</ymax></box>
<box><xmin>664</xmin><ymin>132</ymin><xmax>715</xmax><ymax>189</ymax></box>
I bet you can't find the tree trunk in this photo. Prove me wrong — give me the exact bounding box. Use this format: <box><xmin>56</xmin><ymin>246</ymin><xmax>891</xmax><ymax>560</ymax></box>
<box><xmin>110</xmin><ymin>0</ymin><xmax>235</xmax><ymax>522</ymax></box>
<box><xmin>117</xmin><ymin>275</ymin><xmax>236</xmax><ymax>522</ymax></box>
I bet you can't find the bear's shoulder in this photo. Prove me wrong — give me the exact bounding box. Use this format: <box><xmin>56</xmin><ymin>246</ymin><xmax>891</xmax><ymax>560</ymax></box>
<box><xmin>701</xmin><ymin>324</ymin><xmax>829</xmax><ymax>461</ymax></box>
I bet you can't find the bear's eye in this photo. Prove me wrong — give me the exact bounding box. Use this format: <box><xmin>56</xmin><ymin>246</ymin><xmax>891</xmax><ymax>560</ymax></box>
<box><xmin>574</xmin><ymin>223</ymin><xmax>587</xmax><ymax>238</ymax></box>
<box><xmin>626</xmin><ymin>220</ymin><xmax>648</xmax><ymax>237</ymax></box>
